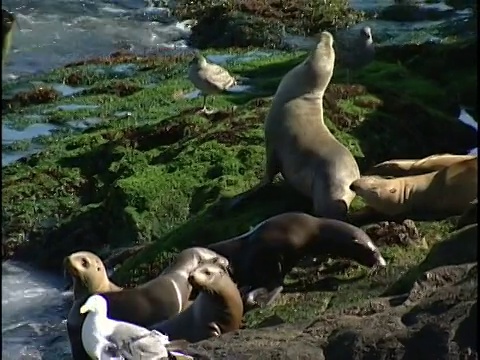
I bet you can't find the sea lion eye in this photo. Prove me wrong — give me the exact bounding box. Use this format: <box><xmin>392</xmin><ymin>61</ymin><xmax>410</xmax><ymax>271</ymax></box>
<box><xmin>81</xmin><ymin>258</ymin><xmax>89</xmax><ymax>268</ymax></box>
<box><xmin>389</xmin><ymin>188</ymin><xmax>397</xmax><ymax>194</ymax></box>
<box><xmin>204</xmin><ymin>270</ymin><xmax>211</xmax><ymax>276</ymax></box>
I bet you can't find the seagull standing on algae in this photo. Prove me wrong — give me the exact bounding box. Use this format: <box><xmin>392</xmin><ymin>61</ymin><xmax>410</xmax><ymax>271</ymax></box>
<box><xmin>335</xmin><ymin>26</ymin><xmax>375</xmax><ymax>83</ymax></box>
<box><xmin>80</xmin><ymin>294</ymin><xmax>192</xmax><ymax>359</ymax></box>
<box><xmin>188</xmin><ymin>51</ymin><xmax>237</xmax><ymax>114</ymax></box>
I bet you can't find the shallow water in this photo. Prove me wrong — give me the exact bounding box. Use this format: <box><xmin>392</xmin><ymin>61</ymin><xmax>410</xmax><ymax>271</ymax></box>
<box><xmin>1</xmin><ymin>0</ymin><xmax>477</xmax><ymax>358</ymax></box>
<box><xmin>1</xmin><ymin>261</ymin><xmax>72</xmax><ymax>359</ymax></box>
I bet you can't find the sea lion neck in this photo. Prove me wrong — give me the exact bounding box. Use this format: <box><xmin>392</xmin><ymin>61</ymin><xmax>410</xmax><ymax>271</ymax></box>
<box><xmin>206</xmin><ymin>279</ymin><xmax>243</xmax><ymax>331</ymax></box>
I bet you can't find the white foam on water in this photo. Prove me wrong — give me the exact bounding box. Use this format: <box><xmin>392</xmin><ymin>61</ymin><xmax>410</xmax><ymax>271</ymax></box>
<box><xmin>2</xmin><ymin>261</ymin><xmax>71</xmax><ymax>359</ymax></box>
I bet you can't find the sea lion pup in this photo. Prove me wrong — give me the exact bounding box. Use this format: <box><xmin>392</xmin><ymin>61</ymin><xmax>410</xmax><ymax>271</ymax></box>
<box><xmin>2</xmin><ymin>8</ymin><xmax>16</xmax><ymax>65</ymax></box>
<box><xmin>366</xmin><ymin>154</ymin><xmax>477</xmax><ymax>177</ymax></box>
<box><xmin>350</xmin><ymin>157</ymin><xmax>478</xmax><ymax>222</ymax></box>
<box><xmin>456</xmin><ymin>198</ymin><xmax>477</xmax><ymax>230</ymax></box>
<box><xmin>227</xmin><ymin>32</ymin><xmax>360</xmax><ymax>221</ymax></box>
<box><xmin>68</xmin><ymin>247</ymin><xmax>229</xmax><ymax>360</ymax></box>
<box><xmin>188</xmin><ymin>51</ymin><xmax>236</xmax><ymax>114</ymax></box>
<box><xmin>208</xmin><ymin>212</ymin><xmax>387</xmax><ymax>307</ymax></box>
<box><xmin>64</xmin><ymin>251</ymin><xmax>123</xmax><ymax>299</ymax></box>
<box><xmin>154</xmin><ymin>261</ymin><xmax>243</xmax><ymax>343</ymax></box>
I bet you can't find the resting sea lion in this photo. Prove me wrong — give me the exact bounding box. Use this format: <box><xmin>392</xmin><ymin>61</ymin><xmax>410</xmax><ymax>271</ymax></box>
<box><xmin>208</xmin><ymin>212</ymin><xmax>387</xmax><ymax>307</ymax></box>
<box><xmin>349</xmin><ymin>157</ymin><xmax>478</xmax><ymax>222</ymax></box>
<box><xmin>228</xmin><ymin>31</ymin><xmax>360</xmax><ymax>221</ymax></box>
<box><xmin>67</xmin><ymin>247</ymin><xmax>228</xmax><ymax>360</ymax></box>
<box><xmin>64</xmin><ymin>251</ymin><xmax>122</xmax><ymax>299</ymax></box>
<box><xmin>154</xmin><ymin>261</ymin><xmax>243</xmax><ymax>343</ymax></box>
<box><xmin>366</xmin><ymin>154</ymin><xmax>477</xmax><ymax>177</ymax></box>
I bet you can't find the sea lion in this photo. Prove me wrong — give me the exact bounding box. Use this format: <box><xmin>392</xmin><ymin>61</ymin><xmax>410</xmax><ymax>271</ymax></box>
<box><xmin>456</xmin><ymin>198</ymin><xmax>477</xmax><ymax>230</ymax></box>
<box><xmin>64</xmin><ymin>251</ymin><xmax>123</xmax><ymax>300</ymax></box>
<box><xmin>2</xmin><ymin>8</ymin><xmax>16</xmax><ymax>65</ymax></box>
<box><xmin>366</xmin><ymin>154</ymin><xmax>477</xmax><ymax>177</ymax></box>
<box><xmin>208</xmin><ymin>212</ymin><xmax>387</xmax><ymax>307</ymax></box>
<box><xmin>188</xmin><ymin>51</ymin><xmax>236</xmax><ymax>114</ymax></box>
<box><xmin>154</xmin><ymin>261</ymin><xmax>243</xmax><ymax>343</ymax></box>
<box><xmin>349</xmin><ymin>157</ymin><xmax>478</xmax><ymax>222</ymax></box>
<box><xmin>227</xmin><ymin>31</ymin><xmax>360</xmax><ymax>221</ymax></box>
<box><xmin>67</xmin><ymin>247</ymin><xmax>229</xmax><ymax>360</ymax></box>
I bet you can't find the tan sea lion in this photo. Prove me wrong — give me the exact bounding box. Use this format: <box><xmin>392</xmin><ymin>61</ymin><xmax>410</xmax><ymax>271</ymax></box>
<box><xmin>366</xmin><ymin>154</ymin><xmax>477</xmax><ymax>177</ymax></box>
<box><xmin>64</xmin><ymin>251</ymin><xmax>123</xmax><ymax>300</ymax></box>
<box><xmin>154</xmin><ymin>261</ymin><xmax>243</xmax><ymax>343</ymax></box>
<box><xmin>227</xmin><ymin>31</ymin><xmax>360</xmax><ymax>221</ymax></box>
<box><xmin>349</xmin><ymin>157</ymin><xmax>478</xmax><ymax>222</ymax></box>
<box><xmin>208</xmin><ymin>212</ymin><xmax>387</xmax><ymax>307</ymax></box>
<box><xmin>67</xmin><ymin>247</ymin><xmax>229</xmax><ymax>360</ymax></box>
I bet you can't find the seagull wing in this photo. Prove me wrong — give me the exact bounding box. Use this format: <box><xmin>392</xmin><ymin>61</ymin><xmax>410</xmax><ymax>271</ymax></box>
<box><xmin>199</xmin><ymin>63</ymin><xmax>236</xmax><ymax>91</ymax></box>
<box><xmin>114</xmin><ymin>330</ymin><xmax>170</xmax><ymax>359</ymax></box>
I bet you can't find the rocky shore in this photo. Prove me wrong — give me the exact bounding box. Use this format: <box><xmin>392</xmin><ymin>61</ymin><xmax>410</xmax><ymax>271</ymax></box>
<box><xmin>2</xmin><ymin>1</ymin><xmax>477</xmax><ymax>357</ymax></box>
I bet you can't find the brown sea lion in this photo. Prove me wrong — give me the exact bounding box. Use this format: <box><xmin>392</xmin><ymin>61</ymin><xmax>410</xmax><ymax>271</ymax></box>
<box><xmin>67</xmin><ymin>247</ymin><xmax>229</xmax><ymax>360</ymax></box>
<box><xmin>227</xmin><ymin>31</ymin><xmax>360</xmax><ymax>221</ymax></box>
<box><xmin>154</xmin><ymin>261</ymin><xmax>243</xmax><ymax>343</ymax></box>
<box><xmin>64</xmin><ymin>251</ymin><xmax>122</xmax><ymax>300</ymax></box>
<box><xmin>366</xmin><ymin>154</ymin><xmax>477</xmax><ymax>177</ymax></box>
<box><xmin>208</xmin><ymin>212</ymin><xmax>387</xmax><ymax>307</ymax></box>
<box><xmin>349</xmin><ymin>157</ymin><xmax>478</xmax><ymax>222</ymax></box>
<box><xmin>456</xmin><ymin>198</ymin><xmax>478</xmax><ymax>230</ymax></box>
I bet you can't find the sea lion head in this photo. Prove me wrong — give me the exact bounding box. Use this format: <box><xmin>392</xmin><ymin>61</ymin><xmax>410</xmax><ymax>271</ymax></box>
<box><xmin>310</xmin><ymin>31</ymin><xmax>335</xmax><ymax>90</ymax></box>
<box><xmin>350</xmin><ymin>176</ymin><xmax>400</xmax><ymax>212</ymax></box>
<box><xmin>188</xmin><ymin>262</ymin><xmax>227</xmax><ymax>293</ymax></box>
<box><xmin>64</xmin><ymin>251</ymin><xmax>109</xmax><ymax>298</ymax></box>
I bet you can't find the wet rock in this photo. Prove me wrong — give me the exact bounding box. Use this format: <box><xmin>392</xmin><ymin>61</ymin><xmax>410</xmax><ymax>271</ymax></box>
<box><xmin>379</xmin><ymin>3</ymin><xmax>457</xmax><ymax>22</ymax></box>
<box><xmin>365</xmin><ymin>219</ymin><xmax>421</xmax><ymax>247</ymax></box>
<box><xmin>173</xmin><ymin>0</ymin><xmax>365</xmax><ymax>49</ymax></box>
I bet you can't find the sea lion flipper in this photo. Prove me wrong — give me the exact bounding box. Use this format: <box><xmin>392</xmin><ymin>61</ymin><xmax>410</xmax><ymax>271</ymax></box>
<box><xmin>245</xmin><ymin>286</ymin><xmax>283</xmax><ymax>308</ymax></box>
<box><xmin>207</xmin><ymin>322</ymin><xmax>222</xmax><ymax>337</ymax></box>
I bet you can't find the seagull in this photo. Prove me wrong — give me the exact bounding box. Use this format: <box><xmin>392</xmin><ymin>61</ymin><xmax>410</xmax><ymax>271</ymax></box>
<box><xmin>80</xmin><ymin>294</ymin><xmax>190</xmax><ymax>360</ymax></box>
<box><xmin>335</xmin><ymin>26</ymin><xmax>375</xmax><ymax>83</ymax></box>
<box><xmin>187</xmin><ymin>51</ymin><xmax>237</xmax><ymax>114</ymax></box>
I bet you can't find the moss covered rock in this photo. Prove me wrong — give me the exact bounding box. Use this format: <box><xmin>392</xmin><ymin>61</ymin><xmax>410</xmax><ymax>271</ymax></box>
<box><xmin>1</xmin><ymin>39</ymin><xmax>477</xmax><ymax>330</ymax></box>
<box><xmin>173</xmin><ymin>0</ymin><xmax>365</xmax><ymax>49</ymax></box>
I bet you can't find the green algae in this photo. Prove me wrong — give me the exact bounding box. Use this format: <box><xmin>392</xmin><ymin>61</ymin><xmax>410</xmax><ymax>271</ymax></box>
<box><xmin>2</xmin><ymin>41</ymin><xmax>477</xmax><ymax>327</ymax></box>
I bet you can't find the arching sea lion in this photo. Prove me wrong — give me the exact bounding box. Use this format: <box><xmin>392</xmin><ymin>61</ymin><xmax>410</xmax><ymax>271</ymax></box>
<box><xmin>366</xmin><ymin>154</ymin><xmax>477</xmax><ymax>177</ymax></box>
<box><xmin>67</xmin><ymin>247</ymin><xmax>229</xmax><ymax>360</ymax></box>
<box><xmin>64</xmin><ymin>251</ymin><xmax>123</xmax><ymax>300</ymax></box>
<box><xmin>154</xmin><ymin>261</ymin><xmax>243</xmax><ymax>343</ymax></box>
<box><xmin>208</xmin><ymin>212</ymin><xmax>386</xmax><ymax>307</ymax></box>
<box><xmin>350</xmin><ymin>156</ymin><xmax>478</xmax><ymax>222</ymax></box>
<box><xmin>227</xmin><ymin>31</ymin><xmax>360</xmax><ymax>221</ymax></box>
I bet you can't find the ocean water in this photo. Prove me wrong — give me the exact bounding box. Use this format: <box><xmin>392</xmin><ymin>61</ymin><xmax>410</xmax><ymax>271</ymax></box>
<box><xmin>1</xmin><ymin>0</ymin><xmax>477</xmax><ymax>358</ymax></box>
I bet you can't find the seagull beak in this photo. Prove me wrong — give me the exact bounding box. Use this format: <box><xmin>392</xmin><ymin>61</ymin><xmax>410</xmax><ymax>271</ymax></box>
<box><xmin>79</xmin><ymin>305</ymin><xmax>90</xmax><ymax>314</ymax></box>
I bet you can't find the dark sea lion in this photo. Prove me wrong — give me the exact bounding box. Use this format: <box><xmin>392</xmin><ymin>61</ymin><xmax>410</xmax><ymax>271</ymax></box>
<box><xmin>208</xmin><ymin>212</ymin><xmax>387</xmax><ymax>307</ymax></box>
<box><xmin>366</xmin><ymin>154</ymin><xmax>477</xmax><ymax>177</ymax></box>
<box><xmin>228</xmin><ymin>31</ymin><xmax>360</xmax><ymax>221</ymax></box>
<box><xmin>456</xmin><ymin>198</ymin><xmax>477</xmax><ymax>230</ymax></box>
<box><xmin>2</xmin><ymin>8</ymin><xmax>16</xmax><ymax>65</ymax></box>
<box><xmin>350</xmin><ymin>156</ymin><xmax>478</xmax><ymax>222</ymax></box>
<box><xmin>67</xmin><ymin>247</ymin><xmax>229</xmax><ymax>360</ymax></box>
<box><xmin>154</xmin><ymin>261</ymin><xmax>243</xmax><ymax>343</ymax></box>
